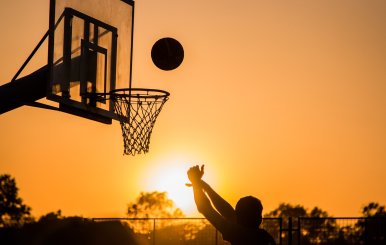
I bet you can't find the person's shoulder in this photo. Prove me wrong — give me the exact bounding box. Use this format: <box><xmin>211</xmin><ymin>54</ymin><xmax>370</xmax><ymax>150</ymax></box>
<box><xmin>257</xmin><ymin>228</ymin><xmax>276</xmax><ymax>245</ymax></box>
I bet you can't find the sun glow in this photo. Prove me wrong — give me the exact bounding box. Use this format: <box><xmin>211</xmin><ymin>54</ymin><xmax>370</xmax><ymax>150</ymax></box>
<box><xmin>143</xmin><ymin>159</ymin><xmax>200</xmax><ymax>216</ymax></box>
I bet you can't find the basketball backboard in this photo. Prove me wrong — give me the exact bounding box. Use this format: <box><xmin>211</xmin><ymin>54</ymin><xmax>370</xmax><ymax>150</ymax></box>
<box><xmin>47</xmin><ymin>0</ymin><xmax>134</xmax><ymax>124</ymax></box>
<box><xmin>0</xmin><ymin>0</ymin><xmax>174</xmax><ymax>155</ymax></box>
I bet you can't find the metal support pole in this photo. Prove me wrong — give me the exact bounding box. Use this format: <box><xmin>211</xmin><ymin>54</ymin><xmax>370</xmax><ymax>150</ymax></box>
<box><xmin>153</xmin><ymin>218</ymin><xmax>156</xmax><ymax>245</ymax></box>
<box><xmin>0</xmin><ymin>66</ymin><xmax>48</xmax><ymax>114</ymax></box>
<box><xmin>279</xmin><ymin>217</ymin><xmax>283</xmax><ymax>245</ymax></box>
<box><xmin>288</xmin><ymin>217</ymin><xmax>292</xmax><ymax>245</ymax></box>
<box><xmin>298</xmin><ymin>218</ymin><xmax>301</xmax><ymax>245</ymax></box>
<box><xmin>11</xmin><ymin>31</ymin><xmax>49</xmax><ymax>82</ymax></box>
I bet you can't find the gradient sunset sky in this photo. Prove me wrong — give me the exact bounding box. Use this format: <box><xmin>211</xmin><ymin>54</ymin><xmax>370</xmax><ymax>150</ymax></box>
<box><xmin>1</xmin><ymin>0</ymin><xmax>386</xmax><ymax>218</ymax></box>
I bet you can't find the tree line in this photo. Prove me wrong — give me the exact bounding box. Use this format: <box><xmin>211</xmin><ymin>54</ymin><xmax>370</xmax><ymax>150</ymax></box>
<box><xmin>1</xmin><ymin>174</ymin><xmax>385</xmax><ymax>244</ymax></box>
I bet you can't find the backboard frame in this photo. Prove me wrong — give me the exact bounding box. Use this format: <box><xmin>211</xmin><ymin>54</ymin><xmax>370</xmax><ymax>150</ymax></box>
<box><xmin>47</xmin><ymin>0</ymin><xmax>135</xmax><ymax>124</ymax></box>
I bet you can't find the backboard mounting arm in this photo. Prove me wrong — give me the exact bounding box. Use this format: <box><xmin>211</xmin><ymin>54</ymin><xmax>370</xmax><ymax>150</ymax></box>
<box><xmin>11</xmin><ymin>30</ymin><xmax>49</xmax><ymax>83</ymax></box>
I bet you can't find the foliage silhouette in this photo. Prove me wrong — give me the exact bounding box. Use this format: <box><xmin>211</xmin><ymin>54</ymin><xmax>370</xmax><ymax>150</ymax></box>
<box><xmin>355</xmin><ymin>202</ymin><xmax>386</xmax><ymax>244</ymax></box>
<box><xmin>127</xmin><ymin>191</ymin><xmax>185</xmax><ymax>235</ymax></box>
<box><xmin>128</xmin><ymin>191</ymin><xmax>184</xmax><ymax>218</ymax></box>
<box><xmin>0</xmin><ymin>214</ymin><xmax>138</xmax><ymax>245</ymax></box>
<box><xmin>362</xmin><ymin>202</ymin><xmax>386</xmax><ymax>218</ymax></box>
<box><xmin>266</xmin><ymin>203</ymin><xmax>337</xmax><ymax>244</ymax></box>
<box><xmin>1</xmin><ymin>172</ymin><xmax>385</xmax><ymax>244</ymax></box>
<box><xmin>0</xmin><ymin>174</ymin><xmax>33</xmax><ymax>227</ymax></box>
<box><xmin>126</xmin><ymin>191</ymin><xmax>215</xmax><ymax>244</ymax></box>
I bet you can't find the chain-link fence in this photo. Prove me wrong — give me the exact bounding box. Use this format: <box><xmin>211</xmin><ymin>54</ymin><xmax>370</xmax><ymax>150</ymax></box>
<box><xmin>278</xmin><ymin>217</ymin><xmax>386</xmax><ymax>245</ymax></box>
<box><xmin>93</xmin><ymin>217</ymin><xmax>386</xmax><ymax>245</ymax></box>
<box><xmin>92</xmin><ymin>217</ymin><xmax>282</xmax><ymax>245</ymax></box>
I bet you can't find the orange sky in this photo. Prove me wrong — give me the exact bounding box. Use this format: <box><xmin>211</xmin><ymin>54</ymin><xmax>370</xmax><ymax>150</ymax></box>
<box><xmin>1</xmin><ymin>0</ymin><xmax>386</xmax><ymax>218</ymax></box>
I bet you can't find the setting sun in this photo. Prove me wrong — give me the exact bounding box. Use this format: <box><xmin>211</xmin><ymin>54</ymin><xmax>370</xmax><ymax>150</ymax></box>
<box><xmin>141</xmin><ymin>159</ymin><xmax>203</xmax><ymax>216</ymax></box>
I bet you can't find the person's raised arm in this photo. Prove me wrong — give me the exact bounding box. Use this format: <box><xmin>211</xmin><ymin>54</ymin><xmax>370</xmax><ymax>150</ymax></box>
<box><xmin>200</xmin><ymin>180</ymin><xmax>236</xmax><ymax>221</ymax></box>
<box><xmin>187</xmin><ymin>166</ymin><xmax>230</xmax><ymax>233</ymax></box>
<box><xmin>187</xmin><ymin>165</ymin><xmax>236</xmax><ymax>221</ymax></box>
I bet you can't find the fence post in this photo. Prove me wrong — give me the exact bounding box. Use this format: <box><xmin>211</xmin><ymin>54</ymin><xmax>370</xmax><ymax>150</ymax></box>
<box><xmin>297</xmin><ymin>218</ymin><xmax>301</xmax><ymax>245</ymax></box>
<box><xmin>288</xmin><ymin>217</ymin><xmax>292</xmax><ymax>245</ymax></box>
<box><xmin>364</xmin><ymin>218</ymin><xmax>368</xmax><ymax>243</ymax></box>
<box><xmin>153</xmin><ymin>218</ymin><xmax>156</xmax><ymax>245</ymax></box>
<box><xmin>279</xmin><ymin>217</ymin><xmax>283</xmax><ymax>245</ymax></box>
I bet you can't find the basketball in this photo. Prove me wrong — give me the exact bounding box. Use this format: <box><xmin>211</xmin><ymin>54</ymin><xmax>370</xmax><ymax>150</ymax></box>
<box><xmin>151</xmin><ymin>37</ymin><xmax>184</xmax><ymax>71</ymax></box>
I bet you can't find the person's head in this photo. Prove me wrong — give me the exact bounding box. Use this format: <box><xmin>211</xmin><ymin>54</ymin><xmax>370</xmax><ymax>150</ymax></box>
<box><xmin>235</xmin><ymin>196</ymin><xmax>263</xmax><ymax>229</ymax></box>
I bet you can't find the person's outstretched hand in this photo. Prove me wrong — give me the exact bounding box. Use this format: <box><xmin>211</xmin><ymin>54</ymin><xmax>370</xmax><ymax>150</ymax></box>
<box><xmin>186</xmin><ymin>165</ymin><xmax>204</xmax><ymax>187</ymax></box>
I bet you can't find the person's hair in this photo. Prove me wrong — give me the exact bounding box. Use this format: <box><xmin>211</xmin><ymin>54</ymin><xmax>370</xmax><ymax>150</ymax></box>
<box><xmin>235</xmin><ymin>196</ymin><xmax>263</xmax><ymax>228</ymax></box>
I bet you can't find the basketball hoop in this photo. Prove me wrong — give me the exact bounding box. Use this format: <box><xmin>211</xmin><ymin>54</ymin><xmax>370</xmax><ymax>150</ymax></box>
<box><xmin>109</xmin><ymin>88</ymin><xmax>169</xmax><ymax>155</ymax></box>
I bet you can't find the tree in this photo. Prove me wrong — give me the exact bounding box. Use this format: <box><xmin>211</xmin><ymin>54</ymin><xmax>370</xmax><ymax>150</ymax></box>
<box><xmin>0</xmin><ymin>174</ymin><xmax>32</xmax><ymax>227</ymax></box>
<box><xmin>265</xmin><ymin>203</ymin><xmax>308</xmax><ymax>220</ymax></box>
<box><xmin>362</xmin><ymin>202</ymin><xmax>386</xmax><ymax>217</ymax></box>
<box><xmin>305</xmin><ymin>207</ymin><xmax>337</xmax><ymax>244</ymax></box>
<box><xmin>126</xmin><ymin>191</ymin><xmax>211</xmax><ymax>244</ymax></box>
<box><xmin>127</xmin><ymin>191</ymin><xmax>185</xmax><ymax>236</ymax></box>
<box><xmin>265</xmin><ymin>203</ymin><xmax>337</xmax><ymax>245</ymax></box>
<box><xmin>0</xmin><ymin>215</ymin><xmax>139</xmax><ymax>245</ymax></box>
<box><xmin>38</xmin><ymin>210</ymin><xmax>63</xmax><ymax>223</ymax></box>
<box><xmin>127</xmin><ymin>191</ymin><xmax>184</xmax><ymax>219</ymax></box>
<box><xmin>356</xmin><ymin>202</ymin><xmax>386</xmax><ymax>244</ymax></box>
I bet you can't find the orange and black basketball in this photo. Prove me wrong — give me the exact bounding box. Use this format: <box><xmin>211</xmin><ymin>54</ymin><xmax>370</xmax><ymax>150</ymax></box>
<box><xmin>151</xmin><ymin>37</ymin><xmax>184</xmax><ymax>71</ymax></box>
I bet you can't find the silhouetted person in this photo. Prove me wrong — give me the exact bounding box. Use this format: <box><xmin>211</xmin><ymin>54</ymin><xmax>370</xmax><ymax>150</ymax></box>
<box><xmin>187</xmin><ymin>165</ymin><xmax>276</xmax><ymax>245</ymax></box>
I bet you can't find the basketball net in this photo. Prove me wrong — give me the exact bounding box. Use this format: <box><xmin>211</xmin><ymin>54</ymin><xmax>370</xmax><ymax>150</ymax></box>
<box><xmin>111</xmin><ymin>89</ymin><xmax>169</xmax><ymax>155</ymax></box>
